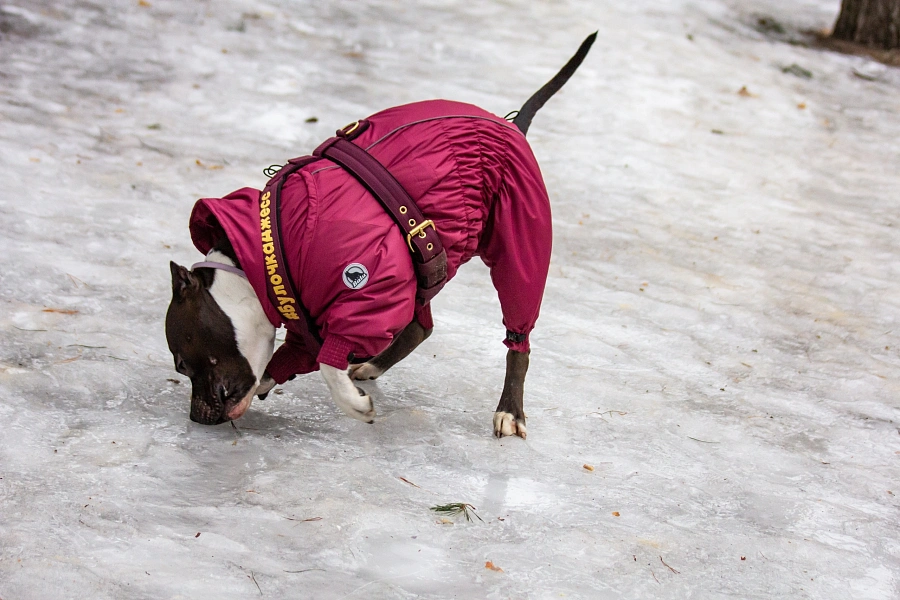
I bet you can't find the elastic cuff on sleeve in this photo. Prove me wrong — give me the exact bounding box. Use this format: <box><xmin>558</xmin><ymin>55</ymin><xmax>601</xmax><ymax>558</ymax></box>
<box><xmin>503</xmin><ymin>330</ymin><xmax>531</xmax><ymax>353</ymax></box>
<box><xmin>316</xmin><ymin>335</ymin><xmax>355</xmax><ymax>370</ymax></box>
<box><xmin>266</xmin><ymin>343</ymin><xmax>318</xmax><ymax>384</ymax></box>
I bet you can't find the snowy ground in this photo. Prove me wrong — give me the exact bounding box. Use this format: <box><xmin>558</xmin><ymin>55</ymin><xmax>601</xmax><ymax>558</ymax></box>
<box><xmin>1</xmin><ymin>0</ymin><xmax>898</xmax><ymax>598</ymax></box>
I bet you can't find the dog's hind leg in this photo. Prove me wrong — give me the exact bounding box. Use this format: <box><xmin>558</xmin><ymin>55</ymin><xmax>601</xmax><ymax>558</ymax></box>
<box><xmin>349</xmin><ymin>319</ymin><xmax>432</xmax><ymax>381</ymax></box>
<box><xmin>493</xmin><ymin>349</ymin><xmax>529</xmax><ymax>439</ymax></box>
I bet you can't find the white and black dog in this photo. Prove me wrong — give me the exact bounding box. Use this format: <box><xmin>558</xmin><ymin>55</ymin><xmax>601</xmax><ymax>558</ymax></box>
<box><xmin>165</xmin><ymin>34</ymin><xmax>595</xmax><ymax>438</ymax></box>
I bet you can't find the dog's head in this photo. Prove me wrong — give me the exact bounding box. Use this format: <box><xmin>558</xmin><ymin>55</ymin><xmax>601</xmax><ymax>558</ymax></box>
<box><xmin>165</xmin><ymin>259</ymin><xmax>275</xmax><ymax>425</ymax></box>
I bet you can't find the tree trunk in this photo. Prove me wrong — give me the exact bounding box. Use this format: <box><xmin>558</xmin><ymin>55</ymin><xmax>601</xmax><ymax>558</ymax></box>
<box><xmin>832</xmin><ymin>0</ymin><xmax>900</xmax><ymax>50</ymax></box>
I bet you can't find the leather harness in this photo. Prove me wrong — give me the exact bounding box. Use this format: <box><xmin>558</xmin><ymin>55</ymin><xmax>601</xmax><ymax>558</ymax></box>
<box><xmin>256</xmin><ymin>119</ymin><xmax>448</xmax><ymax>354</ymax></box>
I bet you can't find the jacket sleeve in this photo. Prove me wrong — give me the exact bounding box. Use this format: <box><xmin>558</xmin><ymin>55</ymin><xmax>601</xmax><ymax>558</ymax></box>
<box><xmin>265</xmin><ymin>330</ymin><xmax>320</xmax><ymax>383</ymax></box>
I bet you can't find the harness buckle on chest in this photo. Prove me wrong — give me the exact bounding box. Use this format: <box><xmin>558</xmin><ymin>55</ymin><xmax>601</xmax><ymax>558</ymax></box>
<box><xmin>406</xmin><ymin>219</ymin><xmax>436</xmax><ymax>252</ymax></box>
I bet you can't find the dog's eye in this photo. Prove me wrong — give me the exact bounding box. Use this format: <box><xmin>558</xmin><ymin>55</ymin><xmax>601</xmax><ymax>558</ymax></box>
<box><xmin>175</xmin><ymin>355</ymin><xmax>191</xmax><ymax>376</ymax></box>
<box><xmin>209</xmin><ymin>356</ymin><xmax>217</xmax><ymax>366</ymax></box>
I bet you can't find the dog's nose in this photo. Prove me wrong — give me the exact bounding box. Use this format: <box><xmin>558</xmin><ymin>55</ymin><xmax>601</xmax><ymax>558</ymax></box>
<box><xmin>190</xmin><ymin>398</ymin><xmax>224</xmax><ymax>425</ymax></box>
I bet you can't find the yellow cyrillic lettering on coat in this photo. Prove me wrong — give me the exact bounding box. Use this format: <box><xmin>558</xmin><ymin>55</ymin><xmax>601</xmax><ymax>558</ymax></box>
<box><xmin>279</xmin><ymin>306</ymin><xmax>299</xmax><ymax>319</ymax></box>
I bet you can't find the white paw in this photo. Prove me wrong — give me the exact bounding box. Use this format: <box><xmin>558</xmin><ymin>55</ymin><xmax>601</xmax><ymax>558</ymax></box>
<box><xmin>321</xmin><ymin>364</ymin><xmax>376</xmax><ymax>424</ymax></box>
<box><xmin>348</xmin><ymin>362</ymin><xmax>385</xmax><ymax>381</ymax></box>
<box><xmin>493</xmin><ymin>411</ymin><xmax>527</xmax><ymax>439</ymax></box>
<box><xmin>255</xmin><ymin>374</ymin><xmax>276</xmax><ymax>399</ymax></box>
<box><xmin>336</xmin><ymin>391</ymin><xmax>376</xmax><ymax>423</ymax></box>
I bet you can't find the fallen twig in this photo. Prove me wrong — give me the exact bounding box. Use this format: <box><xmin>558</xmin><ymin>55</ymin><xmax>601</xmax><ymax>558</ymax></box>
<box><xmin>650</xmin><ymin>569</ymin><xmax>660</xmax><ymax>584</ymax></box>
<box><xmin>660</xmin><ymin>556</ymin><xmax>680</xmax><ymax>574</ymax></box>
<box><xmin>67</xmin><ymin>273</ymin><xmax>88</xmax><ymax>287</ymax></box>
<box><xmin>284</xmin><ymin>568</ymin><xmax>326</xmax><ymax>574</ymax></box>
<box><xmin>430</xmin><ymin>503</ymin><xmax>484</xmax><ymax>522</ymax></box>
<box><xmin>249</xmin><ymin>571</ymin><xmax>262</xmax><ymax>595</ymax></box>
<box><xmin>138</xmin><ymin>137</ymin><xmax>175</xmax><ymax>157</ymax></box>
<box><xmin>398</xmin><ymin>476</ymin><xmax>420</xmax><ymax>488</ymax></box>
<box><xmin>591</xmin><ymin>410</ymin><xmax>628</xmax><ymax>418</ymax></box>
<box><xmin>687</xmin><ymin>436</ymin><xmax>719</xmax><ymax>444</ymax></box>
<box><xmin>12</xmin><ymin>326</ymin><xmax>47</xmax><ymax>332</ymax></box>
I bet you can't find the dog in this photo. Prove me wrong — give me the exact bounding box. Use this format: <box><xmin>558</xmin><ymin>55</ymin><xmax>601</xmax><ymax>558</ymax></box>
<box><xmin>165</xmin><ymin>33</ymin><xmax>596</xmax><ymax>438</ymax></box>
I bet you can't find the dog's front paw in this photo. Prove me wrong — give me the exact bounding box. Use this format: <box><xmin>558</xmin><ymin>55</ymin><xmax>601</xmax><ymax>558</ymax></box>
<box><xmin>320</xmin><ymin>364</ymin><xmax>376</xmax><ymax>424</ymax></box>
<box><xmin>335</xmin><ymin>388</ymin><xmax>375</xmax><ymax>425</ymax></box>
<box><xmin>255</xmin><ymin>373</ymin><xmax>276</xmax><ymax>400</ymax></box>
<box><xmin>493</xmin><ymin>411</ymin><xmax>527</xmax><ymax>439</ymax></box>
<box><xmin>349</xmin><ymin>362</ymin><xmax>385</xmax><ymax>381</ymax></box>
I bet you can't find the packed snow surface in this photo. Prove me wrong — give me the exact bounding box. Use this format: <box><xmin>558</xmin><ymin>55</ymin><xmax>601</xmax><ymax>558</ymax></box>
<box><xmin>1</xmin><ymin>0</ymin><xmax>898</xmax><ymax>598</ymax></box>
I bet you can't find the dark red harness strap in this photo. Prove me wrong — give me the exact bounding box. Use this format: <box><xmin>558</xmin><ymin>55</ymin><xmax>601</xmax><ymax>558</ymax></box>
<box><xmin>258</xmin><ymin>119</ymin><xmax>449</xmax><ymax>351</ymax></box>
<box><xmin>313</xmin><ymin>135</ymin><xmax>448</xmax><ymax>303</ymax></box>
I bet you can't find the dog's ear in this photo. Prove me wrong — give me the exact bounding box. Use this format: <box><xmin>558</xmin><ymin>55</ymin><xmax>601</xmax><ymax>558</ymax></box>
<box><xmin>170</xmin><ymin>261</ymin><xmax>200</xmax><ymax>302</ymax></box>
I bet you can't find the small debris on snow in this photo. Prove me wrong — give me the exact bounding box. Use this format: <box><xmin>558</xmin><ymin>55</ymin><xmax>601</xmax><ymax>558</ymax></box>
<box><xmin>852</xmin><ymin>62</ymin><xmax>887</xmax><ymax>82</ymax></box>
<box><xmin>782</xmin><ymin>64</ymin><xmax>813</xmax><ymax>79</ymax></box>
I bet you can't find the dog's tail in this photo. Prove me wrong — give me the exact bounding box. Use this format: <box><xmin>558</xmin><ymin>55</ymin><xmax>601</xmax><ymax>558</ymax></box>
<box><xmin>512</xmin><ymin>32</ymin><xmax>597</xmax><ymax>136</ymax></box>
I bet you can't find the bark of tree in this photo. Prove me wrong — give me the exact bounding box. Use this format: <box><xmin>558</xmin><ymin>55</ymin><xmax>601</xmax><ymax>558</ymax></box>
<box><xmin>832</xmin><ymin>0</ymin><xmax>900</xmax><ymax>50</ymax></box>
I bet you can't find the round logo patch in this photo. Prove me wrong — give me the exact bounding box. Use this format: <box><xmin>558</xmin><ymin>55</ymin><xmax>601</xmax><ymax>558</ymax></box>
<box><xmin>342</xmin><ymin>263</ymin><xmax>369</xmax><ymax>289</ymax></box>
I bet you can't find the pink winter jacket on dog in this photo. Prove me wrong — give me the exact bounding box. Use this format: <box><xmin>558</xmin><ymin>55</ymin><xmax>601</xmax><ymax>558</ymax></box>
<box><xmin>189</xmin><ymin>100</ymin><xmax>552</xmax><ymax>384</ymax></box>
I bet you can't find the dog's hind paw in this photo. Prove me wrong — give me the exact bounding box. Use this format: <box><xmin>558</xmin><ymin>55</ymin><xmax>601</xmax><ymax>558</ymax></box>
<box><xmin>493</xmin><ymin>411</ymin><xmax>527</xmax><ymax>439</ymax></box>
<box><xmin>349</xmin><ymin>362</ymin><xmax>385</xmax><ymax>381</ymax></box>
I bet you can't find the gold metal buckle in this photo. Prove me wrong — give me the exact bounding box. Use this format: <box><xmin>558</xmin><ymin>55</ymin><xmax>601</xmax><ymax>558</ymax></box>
<box><xmin>341</xmin><ymin>121</ymin><xmax>360</xmax><ymax>136</ymax></box>
<box><xmin>407</xmin><ymin>219</ymin><xmax>436</xmax><ymax>252</ymax></box>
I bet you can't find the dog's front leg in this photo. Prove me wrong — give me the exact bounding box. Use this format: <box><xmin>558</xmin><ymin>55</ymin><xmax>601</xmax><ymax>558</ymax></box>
<box><xmin>320</xmin><ymin>364</ymin><xmax>376</xmax><ymax>423</ymax></box>
<box><xmin>349</xmin><ymin>320</ymin><xmax>432</xmax><ymax>381</ymax></box>
<box><xmin>255</xmin><ymin>372</ymin><xmax>276</xmax><ymax>399</ymax></box>
<box><xmin>493</xmin><ymin>349</ymin><xmax>529</xmax><ymax>439</ymax></box>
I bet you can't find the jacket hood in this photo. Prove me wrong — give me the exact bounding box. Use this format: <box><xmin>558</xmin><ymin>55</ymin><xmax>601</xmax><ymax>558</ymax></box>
<box><xmin>189</xmin><ymin>187</ymin><xmax>283</xmax><ymax>328</ymax></box>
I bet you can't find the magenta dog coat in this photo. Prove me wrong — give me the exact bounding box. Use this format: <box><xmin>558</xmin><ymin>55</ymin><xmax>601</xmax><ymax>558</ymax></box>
<box><xmin>189</xmin><ymin>100</ymin><xmax>552</xmax><ymax>383</ymax></box>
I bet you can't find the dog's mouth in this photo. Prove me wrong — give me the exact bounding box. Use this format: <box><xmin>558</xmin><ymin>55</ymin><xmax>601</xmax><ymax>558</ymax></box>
<box><xmin>225</xmin><ymin>388</ymin><xmax>255</xmax><ymax>421</ymax></box>
<box><xmin>190</xmin><ymin>382</ymin><xmax>256</xmax><ymax>425</ymax></box>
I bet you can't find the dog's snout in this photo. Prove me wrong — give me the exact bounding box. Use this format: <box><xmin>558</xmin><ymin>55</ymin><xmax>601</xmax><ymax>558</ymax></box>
<box><xmin>189</xmin><ymin>384</ymin><xmax>228</xmax><ymax>425</ymax></box>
